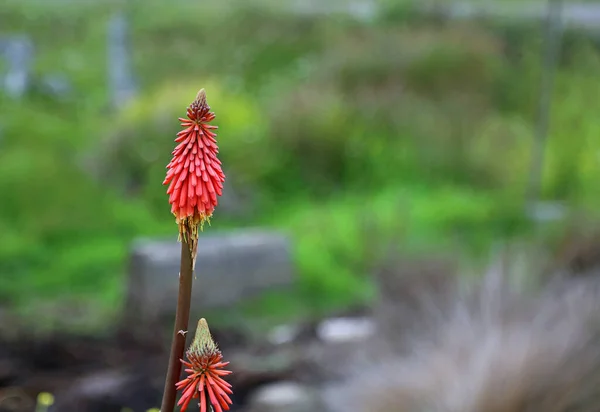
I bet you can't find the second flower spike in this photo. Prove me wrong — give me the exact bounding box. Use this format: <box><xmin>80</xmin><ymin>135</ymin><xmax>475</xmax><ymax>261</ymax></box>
<box><xmin>176</xmin><ymin>318</ymin><xmax>233</xmax><ymax>412</ymax></box>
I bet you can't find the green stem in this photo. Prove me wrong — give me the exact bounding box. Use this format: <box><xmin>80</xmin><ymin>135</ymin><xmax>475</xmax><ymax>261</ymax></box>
<box><xmin>160</xmin><ymin>240</ymin><xmax>194</xmax><ymax>412</ymax></box>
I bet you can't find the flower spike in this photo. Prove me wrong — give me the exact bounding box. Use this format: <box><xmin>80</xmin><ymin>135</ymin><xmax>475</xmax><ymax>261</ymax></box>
<box><xmin>163</xmin><ymin>89</ymin><xmax>225</xmax><ymax>266</ymax></box>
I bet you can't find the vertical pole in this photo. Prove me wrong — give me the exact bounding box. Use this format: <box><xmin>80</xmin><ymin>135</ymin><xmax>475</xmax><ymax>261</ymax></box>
<box><xmin>107</xmin><ymin>11</ymin><xmax>137</xmax><ymax>111</ymax></box>
<box><xmin>526</xmin><ymin>0</ymin><xmax>563</xmax><ymax>205</ymax></box>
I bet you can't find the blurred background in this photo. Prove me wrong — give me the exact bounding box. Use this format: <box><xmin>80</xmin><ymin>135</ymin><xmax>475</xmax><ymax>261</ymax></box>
<box><xmin>2</xmin><ymin>0</ymin><xmax>600</xmax><ymax>410</ymax></box>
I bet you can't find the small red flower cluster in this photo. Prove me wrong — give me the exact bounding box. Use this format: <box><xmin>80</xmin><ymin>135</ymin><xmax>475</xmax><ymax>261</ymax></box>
<box><xmin>176</xmin><ymin>319</ymin><xmax>233</xmax><ymax>412</ymax></box>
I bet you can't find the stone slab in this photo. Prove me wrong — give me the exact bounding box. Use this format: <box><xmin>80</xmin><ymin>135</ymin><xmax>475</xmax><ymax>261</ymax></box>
<box><xmin>123</xmin><ymin>229</ymin><xmax>294</xmax><ymax>331</ymax></box>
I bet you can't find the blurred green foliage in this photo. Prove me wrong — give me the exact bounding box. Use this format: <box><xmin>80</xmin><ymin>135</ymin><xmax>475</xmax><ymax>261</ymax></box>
<box><xmin>1</xmin><ymin>0</ymin><xmax>600</xmax><ymax>327</ymax></box>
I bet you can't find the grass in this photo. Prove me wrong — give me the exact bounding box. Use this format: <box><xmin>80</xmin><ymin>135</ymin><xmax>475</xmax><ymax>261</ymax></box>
<box><xmin>1</xmin><ymin>0</ymin><xmax>600</xmax><ymax>333</ymax></box>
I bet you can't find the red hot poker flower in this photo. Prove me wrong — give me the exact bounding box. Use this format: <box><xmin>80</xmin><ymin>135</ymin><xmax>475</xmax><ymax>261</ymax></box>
<box><xmin>176</xmin><ymin>318</ymin><xmax>233</xmax><ymax>412</ymax></box>
<box><xmin>163</xmin><ymin>89</ymin><xmax>225</xmax><ymax>262</ymax></box>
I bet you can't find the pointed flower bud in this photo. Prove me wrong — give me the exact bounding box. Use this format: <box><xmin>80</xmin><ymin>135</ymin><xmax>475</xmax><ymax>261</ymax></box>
<box><xmin>176</xmin><ymin>319</ymin><xmax>233</xmax><ymax>412</ymax></box>
<box><xmin>163</xmin><ymin>89</ymin><xmax>225</xmax><ymax>262</ymax></box>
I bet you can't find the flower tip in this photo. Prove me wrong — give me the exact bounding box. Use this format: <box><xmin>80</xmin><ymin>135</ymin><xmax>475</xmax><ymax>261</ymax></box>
<box><xmin>194</xmin><ymin>88</ymin><xmax>207</xmax><ymax>107</ymax></box>
<box><xmin>191</xmin><ymin>317</ymin><xmax>217</xmax><ymax>354</ymax></box>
